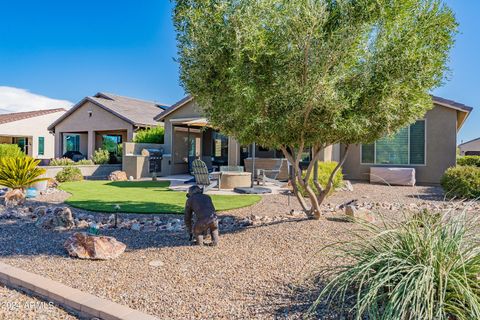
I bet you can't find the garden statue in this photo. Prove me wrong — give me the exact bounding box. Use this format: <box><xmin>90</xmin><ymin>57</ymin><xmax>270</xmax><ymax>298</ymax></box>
<box><xmin>184</xmin><ymin>185</ymin><xmax>219</xmax><ymax>246</ymax></box>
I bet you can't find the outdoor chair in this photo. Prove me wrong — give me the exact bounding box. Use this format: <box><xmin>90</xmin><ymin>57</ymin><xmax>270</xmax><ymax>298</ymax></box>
<box><xmin>257</xmin><ymin>159</ymin><xmax>283</xmax><ymax>186</ymax></box>
<box><xmin>191</xmin><ymin>159</ymin><xmax>220</xmax><ymax>191</ymax></box>
<box><xmin>219</xmin><ymin>166</ymin><xmax>244</xmax><ymax>172</ymax></box>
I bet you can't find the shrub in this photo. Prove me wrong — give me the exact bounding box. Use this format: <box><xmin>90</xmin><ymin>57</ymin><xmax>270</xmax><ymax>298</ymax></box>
<box><xmin>133</xmin><ymin>126</ymin><xmax>164</xmax><ymax>144</ymax></box>
<box><xmin>50</xmin><ymin>157</ymin><xmax>74</xmax><ymax>166</ymax></box>
<box><xmin>309</xmin><ymin>211</ymin><xmax>480</xmax><ymax>320</ymax></box>
<box><xmin>441</xmin><ymin>166</ymin><xmax>480</xmax><ymax>199</ymax></box>
<box><xmin>92</xmin><ymin>149</ymin><xmax>110</xmax><ymax>164</ymax></box>
<box><xmin>0</xmin><ymin>156</ymin><xmax>47</xmax><ymax>189</ymax></box>
<box><xmin>0</xmin><ymin>144</ymin><xmax>25</xmax><ymax>159</ymax></box>
<box><xmin>457</xmin><ymin>155</ymin><xmax>480</xmax><ymax>167</ymax></box>
<box><xmin>298</xmin><ymin>161</ymin><xmax>343</xmax><ymax>197</ymax></box>
<box><xmin>56</xmin><ymin>166</ymin><xmax>83</xmax><ymax>183</ymax></box>
<box><xmin>76</xmin><ymin>159</ymin><xmax>95</xmax><ymax>165</ymax></box>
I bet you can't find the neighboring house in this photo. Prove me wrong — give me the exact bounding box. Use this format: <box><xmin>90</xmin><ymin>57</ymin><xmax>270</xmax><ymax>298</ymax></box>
<box><xmin>458</xmin><ymin>137</ymin><xmax>480</xmax><ymax>156</ymax></box>
<box><xmin>155</xmin><ymin>95</ymin><xmax>472</xmax><ymax>184</ymax></box>
<box><xmin>48</xmin><ymin>93</ymin><xmax>168</xmax><ymax>161</ymax></box>
<box><xmin>0</xmin><ymin>108</ymin><xmax>66</xmax><ymax>160</ymax></box>
<box><xmin>341</xmin><ymin>96</ymin><xmax>472</xmax><ymax>184</ymax></box>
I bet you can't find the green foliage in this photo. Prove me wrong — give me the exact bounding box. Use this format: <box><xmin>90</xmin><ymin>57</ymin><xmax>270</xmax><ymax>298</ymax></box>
<box><xmin>457</xmin><ymin>155</ymin><xmax>480</xmax><ymax>167</ymax></box>
<box><xmin>0</xmin><ymin>144</ymin><xmax>25</xmax><ymax>159</ymax></box>
<box><xmin>0</xmin><ymin>156</ymin><xmax>47</xmax><ymax>189</ymax></box>
<box><xmin>133</xmin><ymin>126</ymin><xmax>165</xmax><ymax>144</ymax></box>
<box><xmin>76</xmin><ymin>159</ymin><xmax>95</xmax><ymax>166</ymax></box>
<box><xmin>441</xmin><ymin>166</ymin><xmax>480</xmax><ymax>199</ymax></box>
<box><xmin>50</xmin><ymin>157</ymin><xmax>75</xmax><ymax>166</ymax></box>
<box><xmin>92</xmin><ymin>149</ymin><xmax>110</xmax><ymax>164</ymax></box>
<box><xmin>310</xmin><ymin>211</ymin><xmax>480</xmax><ymax>320</ymax></box>
<box><xmin>298</xmin><ymin>161</ymin><xmax>343</xmax><ymax>197</ymax></box>
<box><xmin>174</xmin><ymin>0</ymin><xmax>457</xmax><ymax>147</ymax></box>
<box><xmin>55</xmin><ymin>166</ymin><xmax>83</xmax><ymax>183</ymax></box>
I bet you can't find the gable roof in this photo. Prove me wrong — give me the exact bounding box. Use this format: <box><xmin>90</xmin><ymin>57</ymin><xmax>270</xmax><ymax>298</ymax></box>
<box><xmin>48</xmin><ymin>93</ymin><xmax>169</xmax><ymax>131</ymax></box>
<box><xmin>154</xmin><ymin>95</ymin><xmax>193</xmax><ymax>121</ymax></box>
<box><xmin>458</xmin><ymin>137</ymin><xmax>480</xmax><ymax>147</ymax></box>
<box><xmin>0</xmin><ymin>108</ymin><xmax>65</xmax><ymax>125</ymax></box>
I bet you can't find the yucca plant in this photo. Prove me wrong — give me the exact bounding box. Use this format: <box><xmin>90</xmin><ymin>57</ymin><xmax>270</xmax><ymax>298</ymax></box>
<box><xmin>0</xmin><ymin>156</ymin><xmax>48</xmax><ymax>190</ymax></box>
<box><xmin>308</xmin><ymin>210</ymin><xmax>480</xmax><ymax>320</ymax></box>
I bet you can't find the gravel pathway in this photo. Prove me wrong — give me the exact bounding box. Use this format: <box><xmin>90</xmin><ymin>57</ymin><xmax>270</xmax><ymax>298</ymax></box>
<box><xmin>0</xmin><ymin>182</ymin><xmax>476</xmax><ymax>319</ymax></box>
<box><xmin>0</xmin><ymin>284</ymin><xmax>78</xmax><ymax>320</ymax></box>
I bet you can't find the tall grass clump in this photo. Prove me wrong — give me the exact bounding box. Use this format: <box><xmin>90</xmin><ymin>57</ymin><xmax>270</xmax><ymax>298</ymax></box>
<box><xmin>308</xmin><ymin>211</ymin><xmax>480</xmax><ymax>320</ymax></box>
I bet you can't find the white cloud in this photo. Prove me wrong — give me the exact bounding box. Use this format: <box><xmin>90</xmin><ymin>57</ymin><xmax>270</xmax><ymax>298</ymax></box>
<box><xmin>0</xmin><ymin>86</ymin><xmax>73</xmax><ymax>114</ymax></box>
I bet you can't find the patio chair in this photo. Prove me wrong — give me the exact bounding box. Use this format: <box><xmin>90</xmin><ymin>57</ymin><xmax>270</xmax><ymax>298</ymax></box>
<box><xmin>191</xmin><ymin>159</ymin><xmax>220</xmax><ymax>191</ymax></box>
<box><xmin>257</xmin><ymin>159</ymin><xmax>283</xmax><ymax>186</ymax></box>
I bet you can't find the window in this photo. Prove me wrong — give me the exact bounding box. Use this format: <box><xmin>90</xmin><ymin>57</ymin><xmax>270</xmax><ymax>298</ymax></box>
<box><xmin>38</xmin><ymin>137</ymin><xmax>45</xmax><ymax>156</ymax></box>
<box><xmin>64</xmin><ymin>134</ymin><xmax>80</xmax><ymax>152</ymax></box>
<box><xmin>212</xmin><ymin>132</ymin><xmax>228</xmax><ymax>165</ymax></box>
<box><xmin>361</xmin><ymin>120</ymin><xmax>425</xmax><ymax>165</ymax></box>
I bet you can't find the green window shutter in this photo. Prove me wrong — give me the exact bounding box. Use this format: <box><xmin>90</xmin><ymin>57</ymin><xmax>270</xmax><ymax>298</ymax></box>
<box><xmin>361</xmin><ymin>143</ymin><xmax>375</xmax><ymax>163</ymax></box>
<box><xmin>38</xmin><ymin>137</ymin><xmax>45</xmax><ymax>156</ymax></box>
<box><xmin>409</xmin><ymin>120</ymin><xmax>425</xmax><ymax>165</ymax></box>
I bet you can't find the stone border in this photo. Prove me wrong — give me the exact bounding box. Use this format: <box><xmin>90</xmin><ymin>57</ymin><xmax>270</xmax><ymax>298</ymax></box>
<box><xmin>0</xmin><ymin>262</ymin><xmax>158</xmax><ymax>320</ymax></box>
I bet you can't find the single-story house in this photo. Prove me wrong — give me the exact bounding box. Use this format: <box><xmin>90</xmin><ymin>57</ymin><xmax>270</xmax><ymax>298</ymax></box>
<box><xmin>154</xmin><ymin>95</ymin><xmax>472</xmax><ymax>184</ymax></box>
<box><xmin>458</xmin><ymin>137</ymin><xmax>480</xmax><ymax>156</ymax></box>
<box><xmin>48</xmin><ymin>92</ymin><xmax>168</xmax><ymax>161</ymax></box>
<box><xmin>0</xmin><ymin>108</ymin><xmax>66</xmax><ymax>160</ymax></box>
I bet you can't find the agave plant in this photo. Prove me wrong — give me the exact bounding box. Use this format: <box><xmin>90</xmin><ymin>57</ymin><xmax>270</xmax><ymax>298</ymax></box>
<box><xmin>308</xmin><ymin>210</ymin><xmax>480</xmax><ymax>320</ymax></box>
<box><xmin>0</xmin><ymin>156</ymin><xmax>48</xmax><ymax>190</ymax></box>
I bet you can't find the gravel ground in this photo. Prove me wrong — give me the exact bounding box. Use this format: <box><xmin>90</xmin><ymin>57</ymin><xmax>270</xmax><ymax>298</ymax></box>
<box><xmin>0</xmin><ymin>182</ymin><xmax>476</xmax><ymax>319</ymax></box>
<box><xmin>0</xmin><ymin>284</ymin><xmax>78</xmax><ymax>320</ymax></box>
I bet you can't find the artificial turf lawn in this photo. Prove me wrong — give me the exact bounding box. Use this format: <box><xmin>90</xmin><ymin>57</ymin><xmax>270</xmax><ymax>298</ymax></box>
<box><xmin>59</xmin><ymin>180</ymin><xmax>261</xmax><ymax>214</ymax></box>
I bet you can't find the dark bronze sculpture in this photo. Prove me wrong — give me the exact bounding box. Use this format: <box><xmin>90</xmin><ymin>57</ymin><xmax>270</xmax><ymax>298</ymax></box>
<box><xmin>184</xmin><ymin>185</ymin><xmax>219</xmax><ymax>246</ymax></box>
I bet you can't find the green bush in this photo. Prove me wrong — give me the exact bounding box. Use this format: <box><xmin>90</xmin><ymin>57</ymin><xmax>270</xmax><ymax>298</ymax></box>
<box><xmin>0</xmin><ymin>144</ymin><xmax>25</xmax><ymax>159</ymax></box>
<box><xmin>457</xmin><ymin>155</ymin><xmax>480</xmax><ymax>167</ymax></box>
<box><xmin>133</xmin><ymin>126</ymin><xmax>164</xmax><ymax>144</ymax></box>
<box><xmin>92</xmin><ymin>149</ymin><xmax>110</xmax><ymax>164</ymax></box>
<box><xmin>56</xmin><ymin>166</ymin><xmax>83</xmax><ymax>183</ymax></box>
<box><xmin>441</xmin><ymin>166</ymin><xmax>480</xmax><ymax>199</ymax></box>
<box><xmin>0</xmin><ymin>156</ymin><xmax>47</xmax><ymax>189</ymax></box>
<box><xmin>76</xmin><ymin>159</ymin><xmax>95</xmax><ymax>165</ymax></box>
<box><xmin>298</xmin><ymin>161</ymin><xmax>343</xmax><ymax>196</ymax></box>
<box><xmin>50</xmin><ymin>157</ymin><xmax>74</xmax><ymax>166</ymax></box>
<box><xmin>309</xmin><ymin>211</ymin><xmax>480</xmax><ymax>320</ymax></box>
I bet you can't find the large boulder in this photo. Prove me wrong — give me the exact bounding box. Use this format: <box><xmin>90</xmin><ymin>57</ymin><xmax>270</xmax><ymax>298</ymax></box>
<box><xmin>35</xmin><ymin>207</ymin><xmax>75</xmax><ymax>231</ymax></box>
<box><xmin>64</xmin><ymin>232</ymin><xmax>126</xmax><ymax>260</ymax></box>
<box><xmin>108</xmin><ymin>171</ymin><xmax>128</xmax><ymax>181</ymax></box>
<box><xmin>4</xmin><ymin>189</ymin><xmax>25</xmax><ymax>207</ymax></box>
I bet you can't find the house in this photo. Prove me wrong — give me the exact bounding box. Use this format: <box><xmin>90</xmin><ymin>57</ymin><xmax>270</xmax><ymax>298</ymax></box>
<box><xmin>48</xmin><ymin>93</ymin><xmax>168</xmax><ymax>161</ymax></box>
<box><xmin>0</xmin><ymin>108</ymin><xmax>66</xmax><ymax>160</ymax></box>
<box><xmin>458</xmin><ymin>137</ymin><xmax>480</xmax><ymax>156</ymax></box>
<box><xmin>155</xmin><ymin>95</ymin><xmax>472</xmax><ymax>184</ymax></box>
<box><xmin>341</xmin><ymin>96</ymin><xmax>472</xmax><ymax>184</ymax></box>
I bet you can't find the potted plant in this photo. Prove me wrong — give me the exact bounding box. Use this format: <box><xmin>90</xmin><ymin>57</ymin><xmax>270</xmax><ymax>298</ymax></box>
<box><xmin>0</xmin><ymin>157</ymin><xmax>49</xmax><ymax>206</ymax></box>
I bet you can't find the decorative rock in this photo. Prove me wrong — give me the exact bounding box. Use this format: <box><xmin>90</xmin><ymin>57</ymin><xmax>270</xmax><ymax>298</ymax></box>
<box><xmin>345</xmin><ymin>205</ymin><xmax>375</xmax><ymax>223</ymax></box>
<box><xmin>76</xmin><ymin>220</ymin><xmax>90</xmax><ymax>229</ymax></box>
<box><xmin>129</xmin><ymin>176</ymin><xmax>134</xmax><ymax>181</ymax></box>
<box><xmin>33</xmin><ymin>206</ymin><xmax>48</xmax><ymax>218</ymax></box>
<box><xmin>343</xmin><ymin>180</ymin><xmax>354</xmax><ymax>192</ymax></box>
<box><xmin>131</xmin><ymin>223</ymin><xmax>142</xmax><ymax>231</ymax></box>
<box><xmin>35</xmin><ymin>207</ymin><xmax>75</xmax><ymax>230</ymax></box>
<box><xmin>148</xmin><ymin>260</ymin><xmax>164</xmax><ymax>267</ymax></box>
<box><xmin>64</xmin><ymin>232</ymin><xmax>126</xmax><ymax>260</ymax></box>
<box><xmin>108</xmin><ymin>171</ymin><xmax>128</xmax><ymax>181</ymax></box>
<box><xmin>4</xmin><ymin>189</ymin><xmax>25</xmax><ymax>207</ymax></box>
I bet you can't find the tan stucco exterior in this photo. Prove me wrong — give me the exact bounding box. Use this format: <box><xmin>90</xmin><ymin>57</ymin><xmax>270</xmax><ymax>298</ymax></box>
<box><xmin>52</xmin><ymin>101</ymin><xmax>135</xmax><ymax>159</ymax></box>
<box><xmin>459</xmin><ymin>138</ymin><xmax>480</xmax><ymax>155</ymax></box>
<box><xmin>0</xmin><ymin>110</ymin><xmax>65</xmax><ymax>159</ymax></box>
<box><xmin>341</xmin><ymin>104</ymin><xmax>459</xmax><ymax>185</ymax></box>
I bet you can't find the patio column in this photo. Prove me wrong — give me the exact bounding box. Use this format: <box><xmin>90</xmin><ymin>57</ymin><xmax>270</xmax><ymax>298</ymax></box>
<box><xmin>87</xmin><ymin>130</ymin><xmax>95</xmax><ymax>159</ymax></box>
<box><xmin>228</xmin><ymin>137</ymin><xmax>240</xmax><ymax>166</ymax></box>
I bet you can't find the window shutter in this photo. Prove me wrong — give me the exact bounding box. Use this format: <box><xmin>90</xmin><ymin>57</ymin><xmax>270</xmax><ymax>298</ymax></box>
<box><xmin>409</xmin><ymin>121</ymin><xmax>425</xmax><ymax>165</ymax></box>
<box><xmin>38</xmin><ymin>137</ymin><xmax>45</xmax><ymax>156</ymax></box>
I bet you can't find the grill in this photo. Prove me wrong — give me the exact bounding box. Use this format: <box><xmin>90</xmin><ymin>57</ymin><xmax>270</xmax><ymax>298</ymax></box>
<box><xmin>142</xmin><ymin>148</ymin><xmax>164</xmax><ymax>173</ymax></box>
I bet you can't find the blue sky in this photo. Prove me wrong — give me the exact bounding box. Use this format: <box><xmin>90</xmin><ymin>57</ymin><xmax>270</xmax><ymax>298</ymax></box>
<box><xmin>0</xmin><ymin>0</ymin><xmax>478</xmax><ymax>142</ymax></box>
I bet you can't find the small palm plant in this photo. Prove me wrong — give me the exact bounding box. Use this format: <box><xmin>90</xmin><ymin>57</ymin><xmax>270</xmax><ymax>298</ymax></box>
<box><xmin>0</xmin><ymin>157</ymin><xmax>48</xmax><ymax>205</ymax></box>
<box><xmin>308</xmin><ymin>210</ymin><xmax>480</xmax><ymax>320</ymax></box>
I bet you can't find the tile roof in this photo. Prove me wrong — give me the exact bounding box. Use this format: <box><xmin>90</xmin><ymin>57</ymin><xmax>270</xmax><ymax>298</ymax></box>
<box><xmin>0</xmin><ymin>108</ymin><xmax>66</xmax><ymax>125</ymax></box>
<box><xmin>154</xmin><ymin>95</ymin><xmax>193</xmax><ymax>121</ymax></box>
<box><xmin>48</xmin><ymin>93</ymin><xmax>170</xmax><ymax>130</ymax></box>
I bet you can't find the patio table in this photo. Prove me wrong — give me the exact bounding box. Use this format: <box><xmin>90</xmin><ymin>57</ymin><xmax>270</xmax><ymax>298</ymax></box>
<box><xmin>215</xmin><ymin>171</ymin><xmax>252</xmax><ymax>189</ymax></box>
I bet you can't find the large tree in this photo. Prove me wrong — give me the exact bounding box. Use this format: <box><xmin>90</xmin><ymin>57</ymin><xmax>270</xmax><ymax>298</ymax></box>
<box><xmin>174</xmin><ymin>0</ymin><xmax>457</xmax><ymax>219</ymax></box>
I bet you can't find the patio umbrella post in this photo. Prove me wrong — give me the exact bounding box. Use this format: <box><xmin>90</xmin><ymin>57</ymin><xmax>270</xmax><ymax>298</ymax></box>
<box><xmin>251</xmin><ymin>142</ymin><xmax>256</xmax><ymax>188</ymax></box>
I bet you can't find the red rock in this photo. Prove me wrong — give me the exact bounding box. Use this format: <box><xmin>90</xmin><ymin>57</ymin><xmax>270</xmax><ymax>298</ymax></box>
<box><xmin>108</xmin><ymin>171</ymin><xmax>128</xmax><ymax>181</ymax></box>
<box><xmin>4</xmin><ymin>189</ymin><xmax>25</xmax><ymax>207</ymax></box>
<box><xmin>64</xmin><ymin>232</ymin><xmax>126</xmax><ymax>260</ymax></box>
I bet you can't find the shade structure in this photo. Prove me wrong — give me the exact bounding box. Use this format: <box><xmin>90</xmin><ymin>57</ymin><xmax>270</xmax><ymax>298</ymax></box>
<box><xmin>170</xmin><ymin>117</ymin><xmax>210</xmax><ymax>127</ymax></box>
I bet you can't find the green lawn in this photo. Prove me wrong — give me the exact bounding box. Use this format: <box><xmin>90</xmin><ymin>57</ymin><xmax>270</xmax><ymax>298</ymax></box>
<box><xmin>59</xmin><ymin>180</ymin><xmax>261</xmax><ymax>214</ymax></box>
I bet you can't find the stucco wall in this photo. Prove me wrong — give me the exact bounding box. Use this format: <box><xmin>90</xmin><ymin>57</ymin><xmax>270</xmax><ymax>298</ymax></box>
<box><xmin>41</xmin><ymin>164</ymin><xmax>122</xmax><ymax>179</ymax></box>
<box><xmin>53</xmin><ymin>101</ymin><xmax>134</xmax><ymax>158</ymax></box>
<box><xmin>459</xmin><ymin>139</ymin><xmax>480</xmax><ymax>155</ymax></box>
<box><xmin>0</xmin><ymin>111</ymin><xmax>65</xmax><ymax>159</ymax></box>
<box><xmin>341</xmin><ymin>105</ymin><xmax>458</xmax><ymax>185</ymax></box>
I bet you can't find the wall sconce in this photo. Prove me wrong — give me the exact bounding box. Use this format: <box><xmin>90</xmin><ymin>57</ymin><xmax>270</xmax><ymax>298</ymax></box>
<box><xmin>88</xmin><ymin>110</ymin><xmax>93</xmax><ymax>117</ymax></box>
